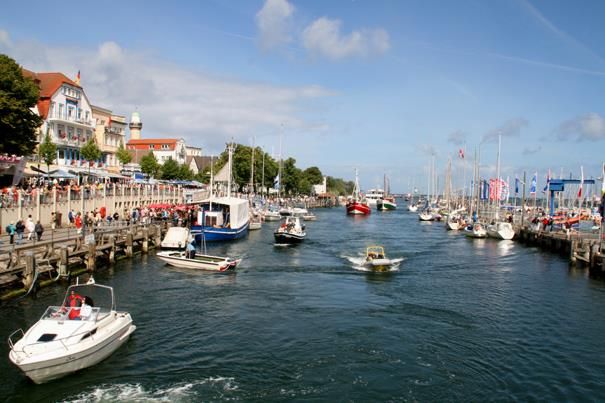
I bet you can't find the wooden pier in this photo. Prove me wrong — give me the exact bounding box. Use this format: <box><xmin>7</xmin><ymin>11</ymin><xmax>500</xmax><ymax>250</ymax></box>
<box><xmin>0</xmin><ymin>223</ymin><xmax>167</xmax><ymax>300</ymax></box>
<box><xmin>516</xmin><ymin>226</ymin><xmax>605</xmax><ymax>273</ymax></box>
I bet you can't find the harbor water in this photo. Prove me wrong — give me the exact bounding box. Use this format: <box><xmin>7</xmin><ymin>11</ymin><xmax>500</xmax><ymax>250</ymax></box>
<box><xmin>1</xmin><ymin>207</ymin><xmax>605</xmax><ymax>401</ymax></box>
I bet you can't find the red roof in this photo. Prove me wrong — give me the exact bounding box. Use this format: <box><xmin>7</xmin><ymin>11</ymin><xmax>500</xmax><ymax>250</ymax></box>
<box><xmin>127</xmin><ymin>138</ymin><xmax>178</xmax><ymax>151</ymax></box>
<box><xmin>22</xmin><ymin>69</ymin><xmax>81</xmax><ymax>119</ymax></box>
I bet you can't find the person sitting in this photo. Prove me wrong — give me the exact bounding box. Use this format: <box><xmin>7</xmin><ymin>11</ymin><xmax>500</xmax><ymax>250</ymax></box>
<box><xmin>67</xmin><ymin>290</ymin><xmax>84</xmax><ymax>320</ymax></box>
<box><xmin>78</xmin><ymin>297</ymin><xmax>93</xmax><ymax>320</ymax></box>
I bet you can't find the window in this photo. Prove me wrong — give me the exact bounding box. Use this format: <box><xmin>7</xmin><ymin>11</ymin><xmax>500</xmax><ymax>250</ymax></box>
<box><xmin>50</xmin><ymin>102</ymin><xmax>55</xmax><ymax>117</ymax></box>
<box><xmin>58</xmin><ymin>103</ymin><xmax>64</xmax><ymax>118</ymax></box>
<box><xmin>149</xmin><ymin>144</ymin><xmax>154</xmax><ymax>149</ymax></box>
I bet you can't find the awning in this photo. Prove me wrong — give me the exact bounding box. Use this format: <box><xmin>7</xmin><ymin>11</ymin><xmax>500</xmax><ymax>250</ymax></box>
<box><xmin>48</xmin><ymin>169</ymin><xmax>77</xmax><ymax>179</ymax></box>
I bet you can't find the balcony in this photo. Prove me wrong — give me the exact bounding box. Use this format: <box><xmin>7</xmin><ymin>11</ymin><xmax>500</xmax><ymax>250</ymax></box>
<box><xmin>104</xmin><ymin>126</ymin><xmax>125</xmax><ymax>135</ymax></box>
<box><xmin>47</xmin><ymin>111</ymin><xmax>94</xmax><ymax>127</ymax></box>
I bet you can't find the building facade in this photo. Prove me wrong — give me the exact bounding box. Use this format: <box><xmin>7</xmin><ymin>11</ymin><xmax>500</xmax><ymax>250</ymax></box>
<box><xmin>127</xmin><ymin>138</ymin><xmax>187</xmax><ymax>165</ymax></box>
<box><xmin>23</xmin><ymin>70</ymin><xmax>97</xmax><ymax>169</ymax></box>
<box><xmin>92</xmin><ymin>105</ymin><xmax>127</xmax><ymax>172</ymax></box>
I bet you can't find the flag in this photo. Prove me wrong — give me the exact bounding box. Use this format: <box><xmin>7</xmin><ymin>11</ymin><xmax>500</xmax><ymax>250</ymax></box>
<box><xmin>578</xmin><ymin>166</ymin><xmax>583</xmax><ymax>198</ymax></box>
<box><xmin>273</xmin><ymin>174</ymin><xmax>280</xmax><ymax>190</ymax></box>
<box><xmin>515</xmin><ymin>176</ymin><xmax>519</xmax><ymax>194</ymax></box>
<box><xmin>530</xmin><ymin>173</ymin><xmax>537</xmax><ymax>194</ymax></box>
<box><xmin>542</xmin><ymin>170</ymin><xmax>550</xmax><ymax>193</ymax></box>
<box><xmin>75</xmin><ymin>70</ymin><xmax>81</xmax><ymax>85</ymax></box>
<box><xmin>458</xmin><ymin>148</ymin><xmax>464</xmax><ymax>159</ymax></box>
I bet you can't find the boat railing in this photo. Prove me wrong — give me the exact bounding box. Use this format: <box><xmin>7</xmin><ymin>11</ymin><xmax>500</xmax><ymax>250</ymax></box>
<box><xmin>7</xmin><ymin>328</ymin><xmax>24</xmax><ymax>350</ymax></box>
<box><xmin>11</xmin><ymin>309</ymin><xmax>105</xmax><ymax>355</ymax></box>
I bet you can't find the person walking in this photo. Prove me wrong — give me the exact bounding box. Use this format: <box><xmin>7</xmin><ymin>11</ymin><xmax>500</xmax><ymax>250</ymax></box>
<box><xmin>5</xmin><ymin>221</ymin><xmax>16</xmax><ymax>244</ymax></box>
<box><xmin>26</xmin><ymin>215</ymin><xmax>35</xmax><ymax>241</ymax></box>
<box><xmin>34</xmin><ymin>220</ymin><xmax>44</xmax><ymax>241</ymax></box>
<box><xmin>15</xmin><ymin>219</ymin><xmax>25</xmax><ymax>244</ymax></box>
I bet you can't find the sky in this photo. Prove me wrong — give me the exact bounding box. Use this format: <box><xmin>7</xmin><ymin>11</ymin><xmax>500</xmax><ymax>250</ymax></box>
<box><xmin>1</xmin><ymin>0</ymin><xmax>605</xmax><ymax>194</ymax></box>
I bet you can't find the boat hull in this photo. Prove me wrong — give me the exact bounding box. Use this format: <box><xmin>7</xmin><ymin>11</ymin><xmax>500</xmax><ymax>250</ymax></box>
<box><xmin>274</xmin><ymin>232</ymin><xmax>306</xmax><ymax>244</ymax></box>
<box><xmin>377</xmin><ymin>200</ymin><xmax>397</xmax><ymax>211</ymax></box>
<box><xmin>346</xmin><ymin>202</ymin><xmax>371</xmax><ymax>215</ymax></box>
<box><xmin>156</xmin><ymin>251</ymin><xmax>240</xmax><ymax>271</ymax></box>
<box><xmin>191</xmin><ymin>222</ymin><xmax>249</xmax><ymax>241</ymax></box>
<box><xmin>10</xmin><ymin>316</ymin><xmax>135</xmax><ymax>384</ymax></box>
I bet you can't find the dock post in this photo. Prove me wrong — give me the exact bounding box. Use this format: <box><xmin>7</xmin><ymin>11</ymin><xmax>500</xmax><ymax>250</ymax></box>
<box><xmin>23</xmin><ymin>251</ymin><xmax>35</xmax><ymax>290</ymax></box>
<box><xmin>86</xmin><ymin>243</ymin><xmax>96</xmax><ymax>272</ymax></box>
<box><xmin>142</xmin><ymin>228</ymin><xmax>149</xmax><ymax>253</ymax></box>
<box><xmin>154</xmin><ymin>224</ymin><xmax>162</xmax><ymax>246</ymax></box>
<box><xmin>59</xmin><ymin>246</ymin><xmax>69</xmax><ymax>277</ymax></box>
<box><xmin>126</xmin><ymin>232</ymin><xmax>133</xmax><ymax>257</ymax></box>
<box><xmin>108</xmin><ymin>235</ymin><xmax>116</xmax><ymax>263</ymax></box>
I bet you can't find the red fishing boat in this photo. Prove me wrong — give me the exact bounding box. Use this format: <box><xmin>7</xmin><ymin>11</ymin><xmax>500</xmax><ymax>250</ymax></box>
<box><xmin>346</xmin><ymin>169</ymin><xmax>371</xmax><ymax>215</ymax></box>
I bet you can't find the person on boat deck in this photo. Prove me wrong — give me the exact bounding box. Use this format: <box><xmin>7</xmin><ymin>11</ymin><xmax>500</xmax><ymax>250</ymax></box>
<box><xmin>67</xmin><ymin>290</ymin><xmax>84</xmax><ymax>320</ymax></box>
<box><xmin>76</xmin><ymin>297</ymin><xmax>93</xmax><ymax>320</ymax></box>
<box><xmin>186</xmin><ymin>240</ymin><xmax>196</xmax><ymax>259</ymax></box>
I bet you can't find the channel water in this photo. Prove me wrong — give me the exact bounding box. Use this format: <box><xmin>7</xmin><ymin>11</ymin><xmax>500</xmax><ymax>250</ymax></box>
<box><xmin>1</xmin><ymin>207</ymin><xmax>604</xmax><ymax>401</ymax></box>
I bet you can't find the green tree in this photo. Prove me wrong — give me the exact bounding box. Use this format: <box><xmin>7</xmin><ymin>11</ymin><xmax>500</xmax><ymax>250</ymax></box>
<box><xmin>298</xmin><ymin>177</ymin><xmax>312</xmax><ymax>195</ymax></box>
<box><xmin>282</xmin><ymin>157</ymin><xmax>301</xmax><ymax>194</ymax></box>
<box><xmin>327</xmin><ymin>176</ymin><xmax>354</xmax><ymax>196</ymax></box>
<box><xmin>161</xmin><ymin>157</ymin><xmax>180</xmax><ymax>180</ymax></box>
<box><xmin>140</xmin><ymin>152</ymin><xmax>160</xmax><ymax>178</ymax></box>
<box><xmin>302</xmin><ymin>166</ymin><xmax>323</xmax><ymax>185</ymax></box>
<box><xmin>80</xmin><ymin>137</ymin><xmax>102</xmax><ymax>182</ymax></box>
<box><xmin>38</xmin><ymin>129</ymin><xmax>57</xmax><ymax>178</ymax></box>
<box><xmin>116</xmin><ymin>141</ymin><xmax>132</xmax><ymax>166</ymax></box>
<box><xmin>0</xmin><ymin>54</ymin><xmax>43</xmax><ymax>156</ymax></box>
<box><xmin>178</xmin><ymin>163</ymin><xmax>193</xmax><ymax>180</ymax></box>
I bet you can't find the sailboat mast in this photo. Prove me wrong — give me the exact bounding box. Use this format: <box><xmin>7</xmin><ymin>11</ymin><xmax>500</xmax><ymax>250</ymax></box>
<box><xmin>227</xmin><ymin>142</ymin><xmax>234</xmax><ymax>198</ymax></box>
<box><xmin>250</xmin><ymin>137</ymin><xmax>255</xmax><ymax>194</ymax></box>
<box><xmin>278</xmin><ymin>129</ymin><xmax>283</xmax><ymax>198</ymax></box>
<box><xmin>495</xmin><ymin>134</ymin><xmax>501</xmax><ymax>219</ymax></box>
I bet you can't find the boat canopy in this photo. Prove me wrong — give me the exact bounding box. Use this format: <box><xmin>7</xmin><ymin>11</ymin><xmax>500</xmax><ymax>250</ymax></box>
<box><xmin>201</xmin><ymin>197</ymin><xmax>250</xmax><ymax>229</ymax></box>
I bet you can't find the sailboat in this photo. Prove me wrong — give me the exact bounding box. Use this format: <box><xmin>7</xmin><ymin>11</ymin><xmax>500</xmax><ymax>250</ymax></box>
<box><xmin>377</xmin><ymin>174</ymin><xmax>397</xmax><ymax>211</ymax></box>
<box><xmin>190</xmin><ymin>143</ymin><xmax>250</xmax><ymax>241</ymax></box>
<box><xmin>346</xmin><ymin>169</ymin><xmax>371</xmax><ymax>215</ymax></box>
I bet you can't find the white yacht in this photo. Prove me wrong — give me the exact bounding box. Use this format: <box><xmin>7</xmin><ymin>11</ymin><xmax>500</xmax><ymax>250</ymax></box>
<box><xmin>364</xmin><ymin>188</ymin><xmax>384</xmax><ymax>207</ymax></box>
<box><xmin>8</xmin><ymin>278</ymin><xmax>136</xmax><ymax>384</ymax></box>
<box><xmin>487</xmin><ymin>222</ymin><xmax>515</xmax><ymax>240</ymax></box>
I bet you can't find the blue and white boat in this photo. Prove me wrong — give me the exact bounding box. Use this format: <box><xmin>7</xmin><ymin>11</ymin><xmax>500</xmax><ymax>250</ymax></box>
<box><xmin>190</xmin><ymin>142</ymin><xmax>249</xmax><ymax>242</ymax></box>
<box><xmin>191</xmin><ymin>197</ymin><xmax>250</xmax><ymax>241</ymax></box>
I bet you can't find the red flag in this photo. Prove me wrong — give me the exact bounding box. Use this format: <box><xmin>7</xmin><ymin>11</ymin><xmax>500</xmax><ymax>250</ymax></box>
<box><xmin>458</xmin><ymin>148</ymin><xmax>464</xmax><ymax>159</ymax></box>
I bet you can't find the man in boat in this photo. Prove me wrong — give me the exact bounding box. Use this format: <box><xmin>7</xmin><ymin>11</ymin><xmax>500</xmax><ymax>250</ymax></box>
<box><xmin>186</xmin><ymin>240</ymin><xmax>196</xmax><ymax>259</ymax></box>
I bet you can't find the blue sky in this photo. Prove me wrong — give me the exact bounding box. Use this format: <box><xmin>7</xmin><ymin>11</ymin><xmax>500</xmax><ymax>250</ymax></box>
<box><xmin>1</xmin><ymin>0</ymin><xmax>604</xmax><ymax>194</ymax></box>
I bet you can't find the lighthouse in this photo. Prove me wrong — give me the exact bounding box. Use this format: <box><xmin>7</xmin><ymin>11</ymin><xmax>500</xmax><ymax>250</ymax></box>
<box><xmin>129</xmin><ymin>111</ymin><xmax>143</xmax><ymax>140</ymax></box>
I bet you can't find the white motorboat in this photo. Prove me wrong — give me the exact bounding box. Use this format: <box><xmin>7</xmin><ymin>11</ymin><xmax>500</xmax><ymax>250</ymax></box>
<box><xmin>464</xmin><ymin>223</ymin><xmax>488</xmax><ymax>238</ymax></box>
<box><xmin>408</xmin><ymin>203</ymin><xmax>418</xmax><ymax>212</ymax></box>
<box><xmin>156</xmin><ymin>250</ymin><xmax>241</xmax><ymax>271</ymax></box>
<box><xmin>418</xmin><ymin>210</ymin><xmax>434</xmax><ymax>221</ymax></box>
<box><xmin>363</xmin><ymin>246</ymin><xmax>400</xmax><ymax>272</ymax></box>
<box><xmin>486</xmin><ymin>222</ymin><xmax>515</xmax><ymax>240</ymax></box>
<box><xmin>274</xmin><ymin>216</ymin><xmax>306</xmax><ymax>244</ymax></box>
<box><xmin>364</xmin><ymin>188</ymin><xmax>384</xmax><ymax>207</ymax></box>
<box><xmin>445</xmin><ymin>217</ymin><xmax>460</xmax><ymax>231</ymax></box>
<box><xmin>8</xmin><ymin>278</ymin><xmax>136</xmax><ymax>384</ymax></box>
<box><xmin>302</xmin><ymin>212</ymin><xmax>317</xmax><ymax>221</ymax></box>
<box><xmin>263</xmin><ymin>208</ymin><xmax>282</xmax><ymax>221</ymax></box>
<box><xmin>160</xmin><ymin>226</ymin><xmax>193</xmax><ymax>249</ymax></box>
<box><xmin>249</xmin><ymin>210</ymin><xmax>262</xmax><ymax>230</ymax></box>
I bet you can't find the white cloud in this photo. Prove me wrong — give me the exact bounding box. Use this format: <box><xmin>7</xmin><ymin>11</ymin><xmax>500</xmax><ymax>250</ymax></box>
<box><xmin>447</xmin><ymin>130</ymin><xmax>466</xmax><ymax>146</ymax></box>
<box><xmin>482</xmin><ymin>118</ymin><xmax>529</xmax><ymax>143</ymax></box>
<box><xmin>301</xmin><ymin>17</ymin><xmax>390</xmax><ymax>60</ymax></box>
<box><xmin>255</xmin><ymin>0</ymin><xmax>295</xmax><ymax>50</ymax></box>
<box><xmin>3</xmin><ymin>37</ymin><xmax>331</xmax><ymax>153</ymax></box>
<box><xmin>556</xmin><ymin>113</ymin><xmax>605</xmax><ymax>141</ymax></box>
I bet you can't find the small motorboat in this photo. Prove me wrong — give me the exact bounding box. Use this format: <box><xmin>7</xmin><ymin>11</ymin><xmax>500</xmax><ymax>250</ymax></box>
<box><xmin>363</xmin><ymin>246</ymin><xmax>399</xmax><ymax>272</ymax></box>
<box><xmin>263</xmin><ymin>208</ymin><xmax>282</xmax><ymax>221</ymax></box>
<box><xmin>302</xmin><ymin>212</ymin><xmax>317</xmax><ymax>221</ymax></box>
<box><xmin>8</xmin><ymin>278</ymin><xmax>136</xmax><ymax>384</ymax></box>
<box><xmin>249</xmin><ymin>210</ymin><xmax>263</xmax><ymax>230</ymax></box>
<box><xmin>274</xmin><ymin>216</ymin><xmax>306</xmax><ymax>244</ymax></box>
<box><xmin>464</xmin><ymin>223</ymin><xmax>488</xmax><ymax>238</ymax></box>
<box><xmin>156</xmin><ymin>250</ymin><xmax>241</xmax><ymax>271</ymax></box>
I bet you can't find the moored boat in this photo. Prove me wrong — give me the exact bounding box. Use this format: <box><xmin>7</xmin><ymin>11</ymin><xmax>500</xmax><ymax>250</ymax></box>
<box><xmin>8</xmin><ymin>278</ymin><xmax>136</xmax><ymax>384</ymax></box>
<box><xmin>486</xmin><ymin>221</ymin><xmax>515</xmax><ymax>240</ymax></box>
<box><xmin>191</xmin><ymin>197</ymin><xmax>250</xmax><ymax>241</ymax></box>
<box><xmin>160</xmin><ymin>226</ymin><xmax>193</xmax><ymax>249</ymax></box>
<box><xmin>156</xmin><ymin>250</ymin><xmax>241</xmax><ymax>271</ymax></box>
<box><xmin>464</xmin><ymin>223</ymin><xmax>487</xmax><ymax>238</ymax></box>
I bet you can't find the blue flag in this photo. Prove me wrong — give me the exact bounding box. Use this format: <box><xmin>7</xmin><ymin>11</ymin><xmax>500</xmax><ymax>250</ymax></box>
<box><xmin>515</xmin><ymin>176</ymin><xmax>519</xmax><ymax>194</ymax></box>
<box><xmin>530</xmin><ymin>173</ymin><xmax>537</xmax><ymax>194</ymax></box>
<box><xmin>273</xmin><ymin>174</ymin><xmax>280</xmax><ymax>190</ymax></box>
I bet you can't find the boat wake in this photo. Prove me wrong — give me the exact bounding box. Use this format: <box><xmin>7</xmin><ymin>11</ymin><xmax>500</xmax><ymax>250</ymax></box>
<box><xmin>62</xmin><ymin>377</ymin><xmax>238</xmax><ymax>402</ymax></box>
<box><xmin>341</xmin><ymin>255</ymin><xmax>403</xmax><ymax>272</ymax></box>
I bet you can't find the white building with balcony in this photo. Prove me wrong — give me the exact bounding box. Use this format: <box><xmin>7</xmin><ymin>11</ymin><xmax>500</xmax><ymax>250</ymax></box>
<box><xmin>23</xmin><ymin>70</ymin><xmax>97</xmax><ymax>170</ymax></box>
